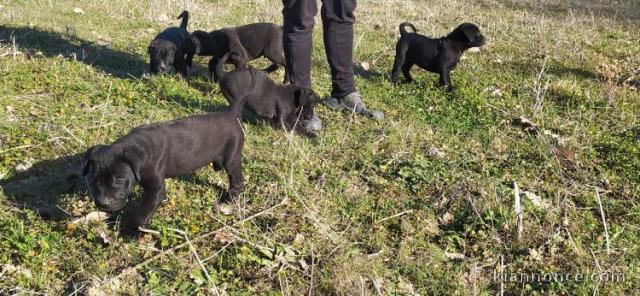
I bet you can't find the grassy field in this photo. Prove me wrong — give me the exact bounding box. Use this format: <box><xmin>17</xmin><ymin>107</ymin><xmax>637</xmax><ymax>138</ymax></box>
<box><xmin>1</xmin><ymin>0</ymin><xmax>639</xmax><ymax>294</ymax></box>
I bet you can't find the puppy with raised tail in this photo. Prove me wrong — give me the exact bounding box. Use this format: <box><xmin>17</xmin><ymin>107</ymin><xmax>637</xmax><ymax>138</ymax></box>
<box><xmin>391</xmin><ymin>22</ymin><xmax>485</xmax><ymax>91</ymax></box>
<box><xmin>148</xmin><ymin>10</ymin><xmax>195</xmax><ymax>76</ymax></box>
<box><xmin>82</xmin><ymin>97</ymin><xmax>245</xmax><ymax>237</ymax></box>
<box><xmin>189</xmin><ymin>23</ymin><xmax>288</xmax><ymax>83</ymax></box>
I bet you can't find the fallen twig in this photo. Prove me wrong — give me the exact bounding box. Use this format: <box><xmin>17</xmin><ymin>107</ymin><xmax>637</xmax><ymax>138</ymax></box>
<box><xmin>594</xmin><ymin>188</ymin><xmax>611</xmax><ymax>254</ymax></box>
<box><xmin>168</xmin><ymin>228</ymin><xmax>218</xmax><ymax>295</ymax></box>
<box><xmin>371</xmin><ymin>278</ymin><xmax>383</xmax><ymax>296</ymax></box>
<box><xmin>308</xmin><ymin>246</ymin><xmax>315</xmax><ymax>296</ymax></box>
<box><xmin>375</xmin><ymin>209</ymin><xmax>414</xmax><ymax>224</ymax></box>
<box><xmin>202</xmin><ymin>242</ymin><xmax>232</xmax><ymax>263</ymax></box>
<box><xmin>62</xmin><ymin>126</ymin><xmax>85</xmax><ymax>146</ymax></box>
<box><xmin>68</xmin><ymin>211</ymin><xmax>111</xmax><ymax>226</ymax></box>
<box><xmin>514</xmin><ymin>182</ymin><xmax>523</xmax><ymax>240</ymax></box>
<box><xmin>500</xmin><ymin>255</ymin><xmax>504</xmax><ymax>296</ymax></box>
<box><xmin>137</xmin><ymin>227</ymin><xmax>160</xmax><ymax>236</ymax></box>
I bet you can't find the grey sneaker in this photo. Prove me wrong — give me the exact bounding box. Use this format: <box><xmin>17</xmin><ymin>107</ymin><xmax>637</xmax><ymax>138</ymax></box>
<box><xmin>323</xmin><ymin>92</ymin><xmax>384</xmax><ymax>121</ymax></box>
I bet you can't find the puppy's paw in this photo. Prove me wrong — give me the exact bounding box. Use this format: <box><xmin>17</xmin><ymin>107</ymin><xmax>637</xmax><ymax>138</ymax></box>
<box><xmin>120</xmin><ymin>222</ymin><xmax>143</xmax><ymax>239</ymax></box>
<box><xmin>120</xmin><ymin>226</ymin><xmax>142</xmax><ymax>240</ymax></box>
<box><xmin>219</xmin><ymin>191</ymin><xmax>238</xmax><ymax>204</ymax></box>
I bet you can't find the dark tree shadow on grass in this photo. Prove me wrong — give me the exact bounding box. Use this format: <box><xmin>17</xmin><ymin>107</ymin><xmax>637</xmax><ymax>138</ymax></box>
<box><xmin>0</xmin><ymin>25</ymin><xmax>146</xmax><ymax>79</ymax></box>
<box><xmin>509</xmin><ymin>60</ymin><xmax>601</xmax><ymax>81</ymax></box>
<box><xmin>186</xmin><ymin>63</ymin><xmax>220</xmax><ymax>95</ymax></box>
<box><xmin>160</xmin><ymin>91</ymin><xmax>229</xmax><ymax>113</ymax></box>
<box><xmin>1</xmin><ymin>153</ymin><xmax>85</xmax><ymax>221</ymax></box>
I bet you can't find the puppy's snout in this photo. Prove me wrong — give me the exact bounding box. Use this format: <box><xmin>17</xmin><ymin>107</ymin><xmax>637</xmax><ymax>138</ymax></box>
<box><xmin>94</xmin><ymin>199</ymin><xmax>112</xmax><ymax>211</ymax></box>
<box><xmin>473</xmin><ymin>34</ymin><xmax>486</xmax><ymax>47</ymax></box>
<box><xmin>95</xmin><ymin>198</ymin><xmax>126</xmax><ymax>213</ymax></box>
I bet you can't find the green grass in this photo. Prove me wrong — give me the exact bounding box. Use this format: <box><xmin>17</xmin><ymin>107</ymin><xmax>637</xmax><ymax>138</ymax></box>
<box><xmin>1</xmin><ymin>0</ymin><xmax>639</xmax><ymax>294</ymax></box>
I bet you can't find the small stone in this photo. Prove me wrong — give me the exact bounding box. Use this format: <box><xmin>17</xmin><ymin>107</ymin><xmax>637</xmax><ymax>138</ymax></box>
<box><xmin>445</xmin><ymin>252</ymin><xmax>465</xmax><ymax>260</ymax></box>
<box><xmin>529</xmin><ymin>248</ymin><xmax>543</xmax><ymax>261</ymax></box>
<box><xmin>69</xmin><ymin>211</ymin><xmax>111</xmax><ymax>226</ymax></box>
<box><xmin>158</xmin><ymin>13</ymin><xmax>169</xmax><ymax>22</ymax></box>
<box><xmin>484</xmin><ymin>86</ymin><xmax>503</xmax><ymax>97</ymax></box>
<box><xmin>294</xmin><ymin>233</ymin><xmax>305</xmax><ymax>244</ymax></box>
<box><xmin>218</xmin><ymin>203</ymin><xmax>234</xmax><ymax>215</ymax></box>
<box><xmin>427</xmin><ymin>146</ymin><xmax>445</xmax><ymax>158</ymax></box>
<box><xmin>440</xmin><ymin>212</ymin><xmax>454</xmax><ymax>224</ymax></box>
<box><xmin>523</xmin><ymin>191</ymin><xmax>552</xmax><ymax>210</ymax></box>
<box><xmin>15</xmin><ymin>160</ymin><xmax>33</xmax><ymax>173</ymax></box>
<box><xmin>468</xmin><ymin>47</ymin><xmax>481</xmax><ymax>53</ymax></box>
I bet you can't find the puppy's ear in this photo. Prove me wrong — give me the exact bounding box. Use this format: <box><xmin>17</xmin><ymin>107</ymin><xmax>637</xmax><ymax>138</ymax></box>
<box><xmin>462</xmin><ymin>25</ymin><xmax>476</xmax><ymax>42</ymax></box>
<box><xmin>294</xmin><ymin>88</ymin><xmax>316</xmax><ymax>107</ymax></box>
<box><xmin>189</xmin><ymin>35</ymin><xmax>201</xmax><ymax>54</ymax></box>
<box><xmin>122</xmin><ymin>146</ymin><xmax>145</xmax><ymax>182</ymax></box>
<box><xmin>82</xmin><ymin>145</ymin><xmax>106</xmax><ymax>176</ymax></box>
<box><xmin>448</xmin><ymin>24</ymin><xmax>474</xmax><ymax>43</ymax></box>
<box><xmin>183</xmin><ymin>38</ymin><xmax>196</xmax><ymax>54</ymax></box>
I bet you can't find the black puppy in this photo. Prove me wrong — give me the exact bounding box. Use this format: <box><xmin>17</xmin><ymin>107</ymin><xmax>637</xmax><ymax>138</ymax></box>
<box><xmin>215</xmin><ymin>53</ymin><xmax>321</xmax><ymax>136</ymax></box>
<box><xmin>391</xmin><ymin>22</ymin><xmax>485</xmax><ymax>91</ymax></box>
<box><xmin>189</xmin><ymin>23</ymin><xmax>287</xmax><ymax>83</ymax></box>
<box><xmin>148</xmin><ymin>11</ymin><xmax>195</xmax><ymax>76</ymax></box>
<box><xmin>82</xmin><ymin>98</ymin><xmax>245</xmax><ymax>236</ymax></box>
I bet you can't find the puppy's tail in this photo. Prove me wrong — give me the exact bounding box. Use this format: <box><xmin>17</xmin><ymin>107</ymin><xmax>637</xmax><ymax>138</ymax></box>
<box><xmin>399</xmin><ymin>22</ymin><xmax>417</xmax><ymax>36</ymax></box>
<box><xmin>177</xmin><ymin>10</ymin><xmax>189</xmax><ymax>29</ymax></box>
<box><xmin>215</xmin><ymin>52</ymin><xmax>233</xmax><ymax>81</ymax></box>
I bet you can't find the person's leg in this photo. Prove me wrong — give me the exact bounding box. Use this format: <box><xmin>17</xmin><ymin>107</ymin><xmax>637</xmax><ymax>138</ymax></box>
<box><xmin>320</xmin><ymin>0</ymin><xmax>356</xmax><ymax>98</ymax></box>
<box><xmin>282</xmin><ymin>0</ymin><xmax>317</xmax><ymax>87</ymax></box>
<box><xmin>321</xmin><ymin>0</ymin><xmax>383</xmax><ymax>120</ymax></box>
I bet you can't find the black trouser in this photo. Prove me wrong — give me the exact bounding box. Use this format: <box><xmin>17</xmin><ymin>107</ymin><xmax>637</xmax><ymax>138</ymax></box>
<box><xmin>282</xmin><ymin>0</ymin><xmax>356</xmax><ymax>98</ymax></box>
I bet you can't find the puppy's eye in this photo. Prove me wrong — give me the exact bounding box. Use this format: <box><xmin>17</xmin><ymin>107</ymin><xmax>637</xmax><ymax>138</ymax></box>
<box><xmin>113</xmin><ymin>178</ymin><xmax>125</xmax><ymax>186</ymax></box>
